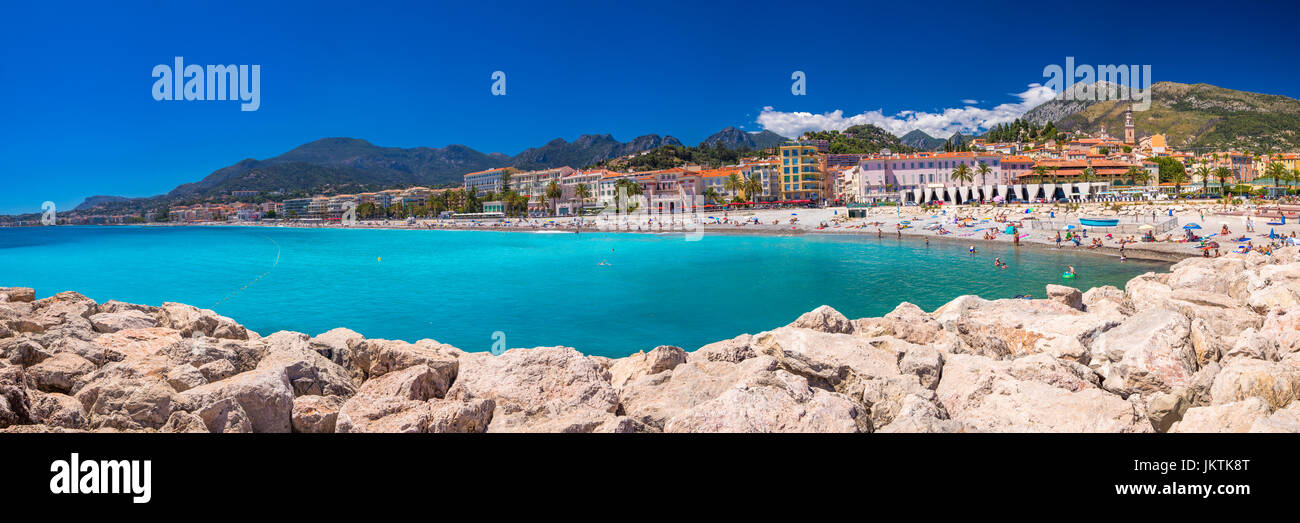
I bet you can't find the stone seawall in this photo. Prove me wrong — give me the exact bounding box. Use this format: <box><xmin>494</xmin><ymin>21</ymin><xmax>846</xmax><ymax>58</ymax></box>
<box><xmin>1</xmin><ymin>247</ymin><xmax>1298</xmax><ymax>433</ymax></box>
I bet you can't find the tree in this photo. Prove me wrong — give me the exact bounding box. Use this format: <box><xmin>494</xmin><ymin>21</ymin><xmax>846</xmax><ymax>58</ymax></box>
<box><xmin>1214</xmin><ymin>167</ymin><xmax>1233</xmax><ymax>198</ymax></box>
<box><xmin>1265</xmin><ymin>161</ymin><xmax>1288</xmax><ymax>193</ymax></box>
<box><xmin>1170</xmin><ymin>167</ymin><xmax>1189</xmax><ymax>197</ymax></box>
<box><xmin>724</xmin><ymin>173</ymin><xmax>744</xmax><ymax>201</ymax></box>
<box><xmin>1030</xmin><ymin>165</ymin><xmax>1050</xmax><ymax>184</ymax></box>
<box><xmin>744</xmin><ymin>174</ymin><xmax>764</xmax><ymax>203</ymax></box>
<box><xmin>975</xmin><ymin>162</ymin><xmax>992</xmax><ymax>187</ymax></box>
<box><xmin>1126</xmin><ymin>166</ymin><xmax>1149</xmax><ymax>187</ymax></box>
<box><xmin>1195</xmin><ymin>163</ymin><xmax>1211</xmax><ymax>196</ymax></box>
<box><xmin>703</xmin><ymin>187</ymin><xmax>721</xmax><ymax>205</ymax></box>
<box><xmin>951</xmin><ymin>163</ymin><xmax>973</xmax><ymax>185</ymax></box>
<box><xmin>575</xmin><ymin>183</ymin><xmax>592</xmax><ymax>214</ymax></box>
<box><xmin>545</xmin><ymin>180</ymin><xmax>563</xmax><ymax>216</ymax></box>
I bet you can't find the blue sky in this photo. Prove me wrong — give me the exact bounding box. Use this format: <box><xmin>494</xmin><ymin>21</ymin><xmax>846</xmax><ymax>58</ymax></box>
<box><xmin>2</xmin><ymin>0</ymin><xmax>1298</xmax><ymax>214</ymax></box>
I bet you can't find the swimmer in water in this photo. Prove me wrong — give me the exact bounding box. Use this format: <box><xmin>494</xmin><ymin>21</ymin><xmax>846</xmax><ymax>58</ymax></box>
<box><xmin>969</xmin><ymin>245</ymin><xmax>977</xmax><ymax>254</ymax></box>
<box><xmin>994</xmin><ymin>257</ymin><xmax>1002</xmax><ymax>267</ymax></box>
<box><xmin>1066</xmin><ymin>265</ymin><xmax>1076</xmax><ymax>276</ymax></box>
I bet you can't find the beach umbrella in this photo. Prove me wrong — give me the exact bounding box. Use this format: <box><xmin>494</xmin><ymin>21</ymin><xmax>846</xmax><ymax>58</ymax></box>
<box><xmin>1138</xmin><ymin>224</ymin><xmax>1154</xmax><ymax>230</ymax></box>
<box><xmin>1063</xmin><ymin>225</ymin><xmax>1075</xmax><ymax>230</ymax></box>
<box><xmin>1207</xmin><ymin>241</ymin><xmax>1220</xmax><ymax>248</ymax></box>
<box><xmin>1183</xmin><ymin>223</ymin><xmax>1201</xmax><ymax>229</ymax></box>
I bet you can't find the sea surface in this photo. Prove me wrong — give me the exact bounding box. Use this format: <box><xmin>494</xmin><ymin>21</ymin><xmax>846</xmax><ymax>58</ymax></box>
<box><xmin>0</xmin><ymin>226</ymin><xmax>1167</xmax><ymax>357</ymax></box>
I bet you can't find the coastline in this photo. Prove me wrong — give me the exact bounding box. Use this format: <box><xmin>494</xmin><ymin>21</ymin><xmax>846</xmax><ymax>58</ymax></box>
<box><xmin>2</xmin><ymin>245</ymin><xmax>1297</xmax><ymax>433</ymax></box>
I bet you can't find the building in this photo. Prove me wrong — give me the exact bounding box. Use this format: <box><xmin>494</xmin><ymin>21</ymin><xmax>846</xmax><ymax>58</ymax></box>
<box><xmin>463</xmin><ymin>167</ymin><xmax>511</xmax><ymax>195</ymax></box>
<box><xmin>1124</xmin><ymin>106</ymin><xmax>1135</xmax><ymax>145</ymax></box>
<box><xmin>778</xmin><ymin>143</ymin><xmax>824</xmax><ymax>201</ymax></box>
<box><xmin>282</xmin><ymin>198</ymin><xmax>312</xmax><ymax>219</ymax></box>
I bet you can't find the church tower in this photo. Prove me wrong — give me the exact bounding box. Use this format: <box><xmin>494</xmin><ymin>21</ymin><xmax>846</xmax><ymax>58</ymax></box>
<box><xmin>1124</xmin><ymin>106</ymin><xmax>1135</xmax><ymax>145</ymax></box>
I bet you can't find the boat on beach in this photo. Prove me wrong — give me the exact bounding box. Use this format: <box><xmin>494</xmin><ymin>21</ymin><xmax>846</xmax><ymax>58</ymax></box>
<box><xmin>1079</xmin><ymin>217</ymin><xmax>1120</xmax><ymax>227</ymax></box>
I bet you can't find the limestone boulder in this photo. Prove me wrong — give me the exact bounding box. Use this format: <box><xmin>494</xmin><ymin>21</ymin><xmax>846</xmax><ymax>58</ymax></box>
<box><xmin>257</xmin><ymin>331</ymin><xmax>357</xmax><ymax>398</ymax></box>
<box><xmin>1250</xmin><ymin>403</ymin><xmax>1300</xmax><ymax>433</ymax></box>
<box><xmin>608</xmin><ymin>345</ymin><xmax>687</xmax><ymax>388</ymax></box>
<box><xmin>335</xmin><ymin>393</ymin><xmax>431</xmax><ymax>433</ymax></box>
<box><xmin>1091</xmin><ymin>308</ymin><xmax>1196</xmax><ymax>397</ymax></box>
<box><xmin>361</xmin><ymin>338</ymin><xmax>458</xmax><ymax>395</ymax></box>
<box><xmin>662</xmin><ymin>368</ymin><xmax>868</xmax><ymax>433</ymax></box>
<box><xmin>309</xmin><ymin>327</ymin><xmax>369</xmax><ymax>382</ymax></box>
<box><xmin>690</xmin><ymin>334</ymin><xmax>755</xmax><ymax>363</ymax></box>
<box><xmin>175</xmin><ymin>367</ymin><xmax>294</xmax><ymax>433</ymax></box>
<box><xmin>1172</xmin><ymin>397</ymin><xmax>1272</xmax><ymax>433</ymax></box>
<box><xmin>787</xmin><ymin>305</ymin><xmax>854</xmax><ymax>334</ymax></box>
<box><xmin>0</xmin><ymin>287</ymin><xmax>36</xmax><ymax>303</ymax></box>
<box><xmin>936</xmin><ymin>353</ymin><xmax>1149</xmax><ymax>432</ymax></box>
<box><xmin>1209</xmin><ymin>358</ymin><xmax>1300</xmax><ymax>410</ymax></box>
<box><xmin>154</xmin><ymin>302</ymin><xmax>247</xmax><ymax>340</ymax></box>
<box><xmin>89</xmin><ymin>310</ymin><xmax>158</xmax><ymax>333</ymax></box>
<box><xmin>159</xmin><ymin>411</ymin><xmax>209</xmax><ymax>433</ymax></box>
<box><xmin>26</xmin><ymin>352</ymin><xmax>96</xmax><ymax>393</ymax></box>
<box><xmin>0</xmin><ymin>366</ymin><xmax>34</xmax><ymax>428</ymax></box>
<box><xmin>446</xmin><ymin>346</ymin><xmax>619</xmax><ymax>432</ymax></box>
<box><xmin>73</xmin><ymin>372</ymin><xmax>175</xmax><ymax>430</ymax></box>
<box><xmin>851</xmin><ymin>302</ymin><xmax>943</xmax><ymax>345</ymax></box>
<box><xmin>1045</xmin><ymin>284</ymin><xmax>1083</xmax><ymax>311</ymax></box>
<box><xmin>29</xmin><ymin>391</ymin><xmax>87</xmax><ymax>429</ymax></box>
<box><xmin>291</xmin><ymin>395</ymin><xmax>343</xmax><ymax>433</ymax></box>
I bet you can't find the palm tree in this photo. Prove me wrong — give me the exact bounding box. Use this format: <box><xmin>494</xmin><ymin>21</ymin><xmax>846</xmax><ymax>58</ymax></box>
<box><xmin>575</xmin><ymin>183</ymin><xmax>592</xmax><ymax>215</ymax></box>
<box><xmin>1030</xmin><ymin>165</ymin><xmax>1050</xmax><ymax>184</ymax></box>
<box><xmin>723</xmin><ymin>173</ymin><xmax>744</xmax><ymax>201</ymax></box>
<box><xmin>1170</xmin><ymin>168</ymin><xmax>1188</xmax><ymax>198</ymax></box>
<box><xmin>545</xmin><ymin>180</ymin><xmax>562</xmax><ymax>216</ymax></box>
<box><xmin>951</xmin><ymin>163</ymin><xmax>973</xmax><ymax>184</ymax></box>
<box><xmin>534</xmin><ymin>192</ymin><xmax>547</xmax><ymax>216</ymax></box>
<box><xmin>1195</xmin><ymin>163</ymin><xmax>1211</xmax><ymax>197</ymax></box>
<box><xmin>1214</xmin><ymin>166</ymin><xmax>1233</xmax><ymax>197</ymax></box>
<box><xmin>703</xmin><ymin>187</ymin><xmax>722</xmax><ymax>205</ymax></box>
<box><xmin>744</xmin><ymin>173</ymin><xmax>763</xmax><ymax>203</ymax></box>
<box><xmin>1265</xmin><ymin>161</ymin><xmax>1288</xmax><ymax>193</ymax></box>
<box><xmin>975</xmin><ymin>162</ymin><xmax>992</xmax><ymax>186</ymax></box>
<box><xmin>1126</xmin><ymin>166</ymin><xmax>1148</xmax><ymax>187</ymax></box>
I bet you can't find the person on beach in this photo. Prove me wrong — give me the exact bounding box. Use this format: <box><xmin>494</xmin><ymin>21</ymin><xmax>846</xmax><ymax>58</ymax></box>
<box><xmin>1055</xmin><ymin>232</ymin><xmax>1062</xmax><ymax>248</ymax></box>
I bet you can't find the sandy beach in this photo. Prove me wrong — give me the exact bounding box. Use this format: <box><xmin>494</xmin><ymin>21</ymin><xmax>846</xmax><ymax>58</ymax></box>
<box><xmin>158</xmin><ymin>201</ymin><xmax>1300</xmax><ymax>263</ymax></box>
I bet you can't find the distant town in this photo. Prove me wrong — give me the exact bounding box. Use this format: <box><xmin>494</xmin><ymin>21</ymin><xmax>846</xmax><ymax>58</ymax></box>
<box><xmin>10</xmin><ymin>108</ymin><xmax>1300</xmax><ymax>226</ymax></box>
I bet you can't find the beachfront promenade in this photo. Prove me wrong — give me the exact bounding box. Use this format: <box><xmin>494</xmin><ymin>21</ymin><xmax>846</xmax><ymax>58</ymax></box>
<box><xmin>186</xmin><ymin>201</ymin><xmax>1300</xmax><ymax>262</ymax></box>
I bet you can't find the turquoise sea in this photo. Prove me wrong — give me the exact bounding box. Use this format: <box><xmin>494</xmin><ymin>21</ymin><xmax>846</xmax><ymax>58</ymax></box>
<box><xmin>0</xmin><ymin>226</ymin><xmax>1166</xmax><ymax>357</ymax></box>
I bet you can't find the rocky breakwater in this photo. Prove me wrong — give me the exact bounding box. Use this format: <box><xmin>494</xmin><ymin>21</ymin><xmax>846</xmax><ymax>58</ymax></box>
<box><xmin>2</xmin><ymin>248</ymin><xmax>1299</xmax><ymax>433</ymax></box>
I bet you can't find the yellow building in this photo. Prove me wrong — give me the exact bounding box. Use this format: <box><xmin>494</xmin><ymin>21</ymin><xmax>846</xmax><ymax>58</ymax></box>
<box><xmin>778</xmin><ymin>143</ymin><xmax>824</xmax><ymax>201</ymax></box>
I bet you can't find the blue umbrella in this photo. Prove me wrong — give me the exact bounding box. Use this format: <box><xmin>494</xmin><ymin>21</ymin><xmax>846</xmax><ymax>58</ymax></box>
<box><xmin>1183</xmin><ymin>223</ymin><xmax>1201</xmax><ymax>229</ymax></box>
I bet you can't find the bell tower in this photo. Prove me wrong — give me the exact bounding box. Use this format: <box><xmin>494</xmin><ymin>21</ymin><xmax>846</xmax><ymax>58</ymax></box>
<box><xmin>1124</xmin><ymin>106</ymin><xmax>1135</xmax><ymax>145</ymax></box>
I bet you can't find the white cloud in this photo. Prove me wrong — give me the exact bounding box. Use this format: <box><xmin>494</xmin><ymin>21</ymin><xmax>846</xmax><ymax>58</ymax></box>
<box><xmin>960</xmin><ymin>99</ymin><xmax>979</xmax><ymax>105</ymax></box>
<box><xmin>758</xmin><ymin>84</ymin><xmax>1058</xmax><ymax>139</ymax></box>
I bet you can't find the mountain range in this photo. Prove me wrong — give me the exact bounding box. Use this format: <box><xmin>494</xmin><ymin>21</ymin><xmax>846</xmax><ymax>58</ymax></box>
<box><xmin>700</xmin><ymin>127</ymin><xmax>788</xmax><ymax>150</ymax></box>
<box><xmin>71</xmin><ymin>130</ymin><xmax>751</xmax><ymax>211</ymax></box>
<box><xmin>1022</xmin><ymin>81</ymin><xmax>1300</xmax><ymax>151</ymax></box>
<box><xmin>899</xmin><ymin>130</ymin><xmax>975</xmax><ymax>151</ymax></box>
<box><xmin>60</xmin><ymin>81</ymin><xmax>1300</xmax><ymax>213</ymax></box>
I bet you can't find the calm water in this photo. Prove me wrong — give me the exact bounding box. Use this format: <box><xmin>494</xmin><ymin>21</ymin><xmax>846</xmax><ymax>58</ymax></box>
<box><xmin>0</xmin><ymin>226</ymin><xmax>1166</xmax><ymax>357</ymax></box>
